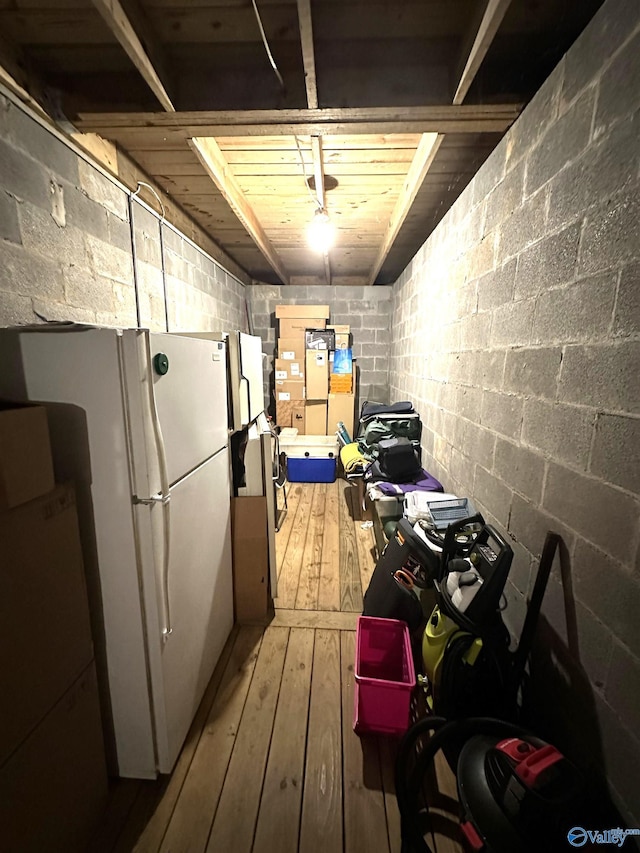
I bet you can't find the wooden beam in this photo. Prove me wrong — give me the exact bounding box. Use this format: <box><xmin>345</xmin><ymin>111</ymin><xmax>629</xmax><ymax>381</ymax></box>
<box><xmin>91</xmin><ymin>0</ymin><xmax>175</xmax><ymax>112</ymax></box>
<box><xmin>296</xmin><ymin>0</ymin><xmax>318</xmax><ymax>109</ymax></box>
<box><xmin>0</xmin><ymin>31</ymin><xmax>49</xmax><ymax>117</ymax></box>
<box><xmin>190</xmin><ymin>136</ymin><xmax>290</xmax><ymax>285</ymax></box>
<box><xmin>75</xmin><ymin>104</ymin><xmax>522</xmax><ymax>137</ymax></box>
<box><xmin>368</xmin><ymin>132</ymin><xmax>442</xmax><ymax>285</ymax></box>
<box><xmin>453</xmin><ymin>0</ymin><xmax>513</xmax><ymax>105</ymax></box>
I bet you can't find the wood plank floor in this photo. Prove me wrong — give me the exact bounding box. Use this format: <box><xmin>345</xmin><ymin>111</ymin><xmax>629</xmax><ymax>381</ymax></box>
<box><xmin>88</xmin><ymin>480</ymin><xmax>462</xmax><ymax>853</ymax></box>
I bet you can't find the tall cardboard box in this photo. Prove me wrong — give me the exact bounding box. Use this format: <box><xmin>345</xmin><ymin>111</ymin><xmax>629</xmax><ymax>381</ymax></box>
<box><xmin>305</xmin><ymin>350</ymin><xmax>329</xmax><ymax>399</ymax></box>
<box><xmin>0</xmin><ymin>483</ymin><xmax>94</xmax><ymax>765</ymax></box>
<box><xmin>274</xmin><ymin>357</ymin><xmax>304</xmax><ymax>382</ymax></box>
<box><xmin>277</xmin><ymin>338</ymin><xmax>305</xmax><ymax>361</ymax></box>
<box><xmin>276</xmin><ymin>400</ymin><xmax>305</xmax><ymax>431</ymax></box>
<box><xmin>0</xmin><ymin>403</ymin><xmax>55</xmax><ymax>510</ymax></box>
<box><xmin>305</xmin><ymin>401</ymin><xmax>328</xmax><ymax>435</ymax></box>
<box><xmin>327</xmin><ymin>393</ymin><xmax>356</xmax><ymax>439</ymax></box>
<box><xmin>231</xmin><ymin>497</ymin><xmax>269</xmax><ymax>623</ymax></box>
<box><xmin>0</xmin><ymin>663</ymin><xmax>108</xmax><ymax>853</ymax></box>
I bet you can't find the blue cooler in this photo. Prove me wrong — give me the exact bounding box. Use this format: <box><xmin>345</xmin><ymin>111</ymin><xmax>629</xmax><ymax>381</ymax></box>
<box><xmin>279</xmin><ymin>432</ymin><xmax>339</xmax><ymax>483</ymax></box>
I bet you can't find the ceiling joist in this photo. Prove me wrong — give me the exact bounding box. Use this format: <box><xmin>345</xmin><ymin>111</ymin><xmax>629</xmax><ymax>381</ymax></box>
<box><xmin>297</xmin><ymin>0</ymin><xmax>318</xmax><ymax>110</ymax></box>
<box><xmin>0</xmin><ymin>31</ymin><xmax>48</xmax><ymax>117</ymax></box>
<box><xmin>75</xmin><ymin>104</ymin><xmax>521</xmax><ymax>138</ymax></box>
<box><xmin>368</xmin><ymin>132</ymin><xmax>442</xmax><ymax>285</ymax></box>
<box><xmin>91</xmin><ymin>0</ymin><xmax>175</xmax><ymax>112</ymax></box>
<box><xmin>453</xmin><ymin>0</ymin><xmax>513</xmax><ymax>105</ymax></box>
<box><xmin>190</xmin><ymin>136</ymin><xmax>290</xmax><ymax>285</ymax></box>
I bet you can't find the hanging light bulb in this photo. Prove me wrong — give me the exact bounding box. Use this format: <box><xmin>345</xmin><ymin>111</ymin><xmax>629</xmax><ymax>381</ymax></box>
<box><xmin>307</xmin><ymin>207</ymin><xmax>334</xmax><ymax>253</ymax></box>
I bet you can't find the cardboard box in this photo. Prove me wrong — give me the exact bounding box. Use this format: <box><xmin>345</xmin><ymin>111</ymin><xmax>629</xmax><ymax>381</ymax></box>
<box><xmin>305</xmin><ymin>350</ymin><xmax>329</xmax><ymax>399</ymax></box>
<box><xmin>0</xmin><ymin>483</ymin><xmax>94</xmax><ymax>766</ymax></box>
<box><xmin>305</xmin><ymin>401</ymin><xmax>328</xmax><ymax>435</ymax></box>
<box><xmin>277</xmin><ymin>338</ymin><xmax>305</xmax><ymax>361</ymax></box>
<box><xmin>274</xmin><ymin>357</ymin><xmax>304</xmax><ymax>381</ymax></box>
<box><xmin>279</xmin><ymin>317</ymin><xmax>326</xmax><ymax>338</ymax></box>
<box><xmin>328</xmin><ymin>393</ymin><xmax>356</xmax><ymax>439</ymax></box>
<box><xmin>328</xmin><ymin>325</ymin><xmax>351</xmax><ymax>349</ymax></box>
<box><xmin>276</xmin><ymin>400</ymin><xmax>305</xmax><ymax>432</ymax></box>
<box><xmin>231</xmin><ymin>497</ymin><xmax>269</xmax><ymax>623</ymax></box>
<box><xmin>0</xmin><ymin>403</ymin><xmax>55</xmax><ymax>511</ymax></box>
<box><xmin>275</xmin><ymin>379</ymin><xmax>305</xmax><ymax>402</ymax></box>
<box><xmin>275</xmin><ymin>304</ymin><xmax>330</xmax><ymax>320</ymax></box>
<box><xmin>0</xmin><ymin>662</ymin><xmax>108</xmax><ymax>853</ymax></box>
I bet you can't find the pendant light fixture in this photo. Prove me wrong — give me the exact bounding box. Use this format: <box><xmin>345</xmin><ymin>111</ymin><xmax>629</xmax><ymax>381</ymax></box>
<box><xmin>307</xmin><ymin>206</ymin><xmax>335</xmax><ymax>254</ymax></box>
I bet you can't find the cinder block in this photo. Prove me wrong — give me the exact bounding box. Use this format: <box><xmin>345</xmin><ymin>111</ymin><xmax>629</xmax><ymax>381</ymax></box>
<box><xmin>0</xmin><ymin>191</ymin><xmax>20</xmax><ymax>244</ymax></box>
<box><xmin>543</xmin><ymin>462</ymin><xmax>639</xmax><ymax>564</ymax></box>
<box><xmin>594</xmin><ymin>26</ymin><xmax>640</xmax><ymax>133</ymax></box>
<box><xmin>19</xmin><ymin>200</ymin><xmax>85</xmax><ymax>263</ymax></box>
<box><xmin>503</xmin><ymin>347</ymin><xmax>562</xmax><ymax>400</ymax></box>
<box><xmin>484</xmin><ymin>160</ymin><xmax>525</xmax><ymax>233</ymax></box>
<box><xmin>605</xmin><ymin>643</ymin><xmax>640</xmax><ymax>737</ymax></box>
<box><xmin>164</xmin><ymin>249</ymin><xmax>193</xmax><ymax>285</ymax></box>
<box><xmin>0</xmin><ymin>241</ymin><xmax>64</xmax><ymax>302</ymax></box>
<box><xmin>501</xmin><ymin>580</ymin><xmax>528</xmax><ymax>640</ymax></box>
<box><xmin>558</xmin><ymin>341</ymin><xmax>640</xmax><ymax>413</ymax></box>
<box><xmin>562</xmin><ymin>0</ymin><xmax>639</xmax><ymax>106</ymax></box>
<box><xmin>547</xmin><ymin>111</ymin><xmax>639</xmax><ymax>231</ymax></box>
<box><xmin>31</xmin><ymin>298</ymin><xmax>96</xmax><ymax>325</ymax></box>
<box><xmin>573</xmin><ymin>600</ymin><xmax>614</xmax><ymax>692</ymax></box>
<box><xmin>64</xmin><ymin>266</ymin><xmax>120</xmax><ymax>313</ymax></box>
<box><xmin>524</xmin><ymin>89</ymin><xmax>595</xmax><ymax>198</ymax></box>
<box><xmin>456</xmin><ymin>385</ymin><xmax>483</xmax><ymax>421</ymax></box>
<box><xmin>86</xmin><ymin>234</ymin><xmax>134</xmax><ymax>286</ymax></box>
<box><xmin>590</xmin><ymin>414</ymin><xmax>640</xmax><ymax>494</ymax></box>
<box><xmin>0</xmin><ymin>290</ymin><xmax>37</xmax><ymax>325</ymax></box>
<box><xmin>490</xmin><ymin>299</ymin><xmax>535</xmax><ymax>348</ymax></box>
<box><xmin>78</xmin><ymin>160</ymin><xmax>127</xmax><ymax>220</ymax></box>
<box><xmin>493</xmin><ymin>437</ymin><xmax>545</xmax><ymax>503</ymax></box>
<box><xmin>496</xmin><ymin>189</ymin><xmax>547</xmax><ymax>264</ymax></box>
<box><xmin>459</xmin><ymin>420</ymin><xmax>496</xmax><ymax>471</ymax></box>
<box><xmin>477</xmin><ymin>260</ymin><xmax>516</xmax><ymax>312</ymax></box>
<box><xmin>573</xmin><ymin>538</ymin><xmax>640</xmax><ymax>659</ymax></box>
<box><xmin>613</xmin><ymin>262</ymin><xmax>640</xmax><ymax>337</ymax></box>
<box><xmin>514</xmin><ymin>223</ymin><xmax>580</xmax><ymax>300</ymax></box>
<box><xmin>473</xmin><ymin>464</ymin><xmax>512</xmax><ymax>526</ymax></box>
<box><xmin>459</xmin><ymin>312</ymin><xmax>490</xmax><ymax>351</ymax></box>
<box><xmin>522</xmin><ymin>399</ymin><xmax>594</xmax><ymax>469</ymax></box>
<box><xmin>481</xmin><ymin>389</ymin><xmax>523</xmax><ymax>440</ymax></box>
<box><xmin>108</xmin><ymin>214</ymin><xmax>133</xmax><ymax>255</ymax></box>
<box><xmin>0</xmin><ymin>138</ymin><xmax>59</xmax><ymax>209</ymax></box>
<box><xmin>8</xmin><ymin>104</ymin><xmax>79</xmax><ymax>185</ymax></box>
<box><xmin>508</xmin><ymin>539</ymin><xmax>533</xmax><ymax>596</ymax></box>
<box><xmin>472</xmin><ymin>142</ymin><xmax>506</xmax><ymax>208</ymax></box>
<box><xmin>578</xmin><ymin>188</ymin><xmax>640</xmax><ymax>277</ymax></box>
<box><xmin>449</xmin><ymin>447</ymin><xmax>474</xmax><ymax>491</ymax></box>
<box><xmin>64</xmin><ymin>184</ymin><xmax>110</xmax><ymax>242</ymax></box>
<box><xmin>506</xmin><ymin>66</ymin><xmax>563</xmax><ymax>171</ymax></box>
<box><xmin>476</xmin><ymin>349</ymin><xmax>506</xmax><ymax>391</ymax></box>
<box><xmin>592</xmin><ymin>692</ymin><xmax>640</xmax><ymax>829</ymax></box>
<box><xmin>533</xmin><ymin>271</ymin><xmax>617</xmax><ymax>344</ymax></box>
<box><xmin>509</xmin><ymin>492</ymin><xmax>575</xmax><ymax>558</ymax></box>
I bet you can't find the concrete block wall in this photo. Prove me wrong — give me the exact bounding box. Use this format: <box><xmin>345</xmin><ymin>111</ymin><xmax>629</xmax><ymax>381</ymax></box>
<box><xmin>0</xmin><ymin>91</ymin><xmax>247</xmax><ymax>334</ymax></box>
<box><xmin>248</xmin><ymin>283</ymin><xmax>392</xmax><ymax>416</ymax></box>
<box><xmin>390</xmin><ymin>0</ymin><xmax>640</xmax><ymax>826</ymax></box>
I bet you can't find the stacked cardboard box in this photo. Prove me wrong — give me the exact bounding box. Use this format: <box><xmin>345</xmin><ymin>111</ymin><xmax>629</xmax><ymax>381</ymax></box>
<box><xmin>0</xmin><ymin>402</ymin><xmax>107</xmax><ymax>853</ymax></box>
<box><xmin>274</xmin><ymin>306</ymin><xmax>355</xmax><ymax>438</ymax></box>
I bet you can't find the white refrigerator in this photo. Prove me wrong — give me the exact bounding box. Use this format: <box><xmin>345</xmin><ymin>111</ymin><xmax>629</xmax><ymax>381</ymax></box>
<box><xmin>0</xmin><ymin>326</ymin><xmax>234</xmax><ymax>779</ymax></box>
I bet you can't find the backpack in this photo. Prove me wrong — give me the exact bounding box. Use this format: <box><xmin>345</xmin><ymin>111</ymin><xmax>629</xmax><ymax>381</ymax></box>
<box><xmin>376</xmin><ymin>437</ymin><xmax>421</xmax><ymax>482</ymax></box>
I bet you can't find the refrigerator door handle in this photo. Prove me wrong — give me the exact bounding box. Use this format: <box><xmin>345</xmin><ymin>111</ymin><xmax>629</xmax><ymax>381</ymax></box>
<box><xmin>143</xmin><ymin>332</ymin><xmax>173</xmax><ymax>642</ymax></box>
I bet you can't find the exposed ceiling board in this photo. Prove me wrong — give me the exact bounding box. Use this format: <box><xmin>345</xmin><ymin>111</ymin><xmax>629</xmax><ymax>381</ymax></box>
<box><xmin>0</xmin><ymin>0</ymin><xmax>605</xmax><ymax>285</ymax></box>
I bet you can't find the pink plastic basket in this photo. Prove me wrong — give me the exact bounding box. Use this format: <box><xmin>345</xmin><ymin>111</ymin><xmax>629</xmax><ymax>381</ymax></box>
<box><xmin>353</xmin><ymin>615</ymin><xmax>416</xmax><ymax>736</ymax></box>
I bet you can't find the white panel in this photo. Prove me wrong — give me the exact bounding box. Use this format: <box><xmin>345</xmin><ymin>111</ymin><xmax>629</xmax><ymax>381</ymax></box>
<box><xmin>141</xmin><ymin>332</ymin><xmax>228</xmax><ymax>486</ymax></box>
<box><xmin>239</xmin><ymin>332</ymin><xmax>265</xmax><ymax>422</ymax></box>
<box><xmin>147</xmin><ymin>449</ymin><xmax>234</xmax><ymax>773</ymax></box>
<box><xmin>0</xmin><ymin>326</ymin><xmax>157</xmax><ymax>778</ymax></box>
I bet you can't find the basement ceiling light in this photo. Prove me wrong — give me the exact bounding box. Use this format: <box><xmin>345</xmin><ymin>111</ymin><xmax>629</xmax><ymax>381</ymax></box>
<box><xmin>307</xmin><ymin>208</ymin><xmax>335</xmax><ymax>254</ymax></box>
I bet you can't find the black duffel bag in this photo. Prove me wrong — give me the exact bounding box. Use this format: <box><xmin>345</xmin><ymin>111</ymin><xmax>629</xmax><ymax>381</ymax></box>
<box><xmin>374</xmin><ymin>436</ymin><xmax>422</xmax><ymax>483</ymax></box>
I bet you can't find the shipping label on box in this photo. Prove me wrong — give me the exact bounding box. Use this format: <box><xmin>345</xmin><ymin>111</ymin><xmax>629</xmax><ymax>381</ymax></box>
<box><xmin>275</xmin><ymin>304</ymin><xmax>330</xmax><ymax>320</ymax></box>
<box><xmin>275</xmin><ymin>357</ymin><xmax>304</xmax><ymax>381</ymax></box>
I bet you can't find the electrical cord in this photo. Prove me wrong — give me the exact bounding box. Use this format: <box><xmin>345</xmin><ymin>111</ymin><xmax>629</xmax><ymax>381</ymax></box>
<box><xmin>250</xmin><ymin>0</ymin><xmax>285</xmax><ymax>91</ymax></box>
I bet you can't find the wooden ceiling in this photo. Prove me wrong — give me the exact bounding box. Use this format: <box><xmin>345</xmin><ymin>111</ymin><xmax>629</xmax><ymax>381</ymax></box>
<box><xmin>0</xmin><ymin>0</ymin><xmax>603</xmax><ymax>286</ymax></box>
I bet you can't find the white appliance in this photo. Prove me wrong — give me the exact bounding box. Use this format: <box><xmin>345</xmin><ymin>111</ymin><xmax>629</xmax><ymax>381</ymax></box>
<box><xmin>0</xmin><ymin>326</ymin><xmax>234</xmax><ymax>779</ymax></box>
<box><xmin>239</xmin><ymin>411</ymin><xmax>278</xmax><ymax>599</ymax></box>
<box><xmin>226</xmin><ymin>331</ymin><xmax>265</xmax><ymax>430</ymax></box>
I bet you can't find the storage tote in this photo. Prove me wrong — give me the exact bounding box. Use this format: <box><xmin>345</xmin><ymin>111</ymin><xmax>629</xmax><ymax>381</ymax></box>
<box><xmin>353</xmin><ymin>615</ymin><xmax>416</xmax><ymax>736</ymax></box>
